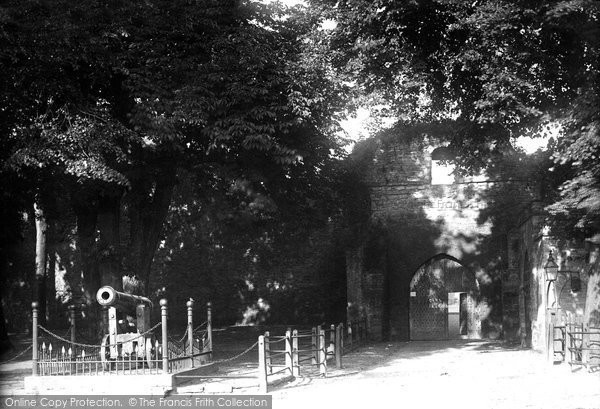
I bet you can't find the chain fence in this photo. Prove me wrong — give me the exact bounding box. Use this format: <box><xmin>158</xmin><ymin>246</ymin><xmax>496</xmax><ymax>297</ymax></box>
<box><xmin>212</xmin><ymin>340</ymin><xmax>259</xmax><ymax>365</ymax></box>
<box><xmin>0</xmin><ymin>344</ymin><xmax>33</xmax><ymax>364</ymax></box>
<box><xmin>38</xmin><ymin>322</ymin><xmax>161</xmax><ymax>349</ymax></box>
<box><xmin>1</xmin><ymin>325</ymin><xmax>75</xmax><ymax>365</ymax></box>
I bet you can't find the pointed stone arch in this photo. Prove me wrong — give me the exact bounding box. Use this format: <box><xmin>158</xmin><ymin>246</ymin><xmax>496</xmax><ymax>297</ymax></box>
<box><xmin>409</xmin><ymin>254</ymin><xmax>480</xmax><ymax>340</ymax></box>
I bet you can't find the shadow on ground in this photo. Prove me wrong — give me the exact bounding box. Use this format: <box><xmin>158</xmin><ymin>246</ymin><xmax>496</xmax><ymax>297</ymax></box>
<box><xmin>0</xmin><ymin>328</ymin><xmax>534</xmax><ymax>395</ymax></box>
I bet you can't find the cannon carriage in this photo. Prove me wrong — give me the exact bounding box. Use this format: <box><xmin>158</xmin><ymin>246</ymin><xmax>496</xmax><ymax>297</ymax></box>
<box><xmin>96</xmin><ymin>286</ymin><xmax>156</xmax><ymax>368</ymax></box>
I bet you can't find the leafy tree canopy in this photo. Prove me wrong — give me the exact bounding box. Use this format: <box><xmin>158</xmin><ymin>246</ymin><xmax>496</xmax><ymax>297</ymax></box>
<box><xmin>0</xmin><ymin>0</ymin><xmax>350</xmax><ymax>306</ymax></box>
<box><xmin>310</xmin><ymin>0</ymin><xmax>599</xmax><ymax>234</ymax></box>
<box><xmin>2</xmin><ymin>0</ymin><xmax>346</xmax><ymax>183</ymax></box>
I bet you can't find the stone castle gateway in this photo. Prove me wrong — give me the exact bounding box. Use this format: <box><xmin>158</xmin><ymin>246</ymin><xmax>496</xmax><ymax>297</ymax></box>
<box><xmin>344</xmin><ymin>127</ymin><xmax>597</xmax><ymax>349</ymax></box>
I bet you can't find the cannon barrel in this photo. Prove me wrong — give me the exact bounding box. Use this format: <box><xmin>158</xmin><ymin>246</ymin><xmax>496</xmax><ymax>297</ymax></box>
<box><xmin>96</xmin><ymin>286</ymin><xmax>153</xmax><ymax>311</ymax></box>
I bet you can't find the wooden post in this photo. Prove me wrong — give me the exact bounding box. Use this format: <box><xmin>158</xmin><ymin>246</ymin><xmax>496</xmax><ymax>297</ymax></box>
<box><xmin>69</xmin><ymin>305</ymin><xmax>76</xmax><ymax>343</ymax></box>
<box><xmin>258</xmin><ymin>335</ymin><xmax>268</xmax><ymax>393</ymax></box>
<box><xmin>316</xmin><ymin>325</ymin><xmax>322</xmax><ymax>368</ymax></box>
<box><xmin>187</xmin><ymin>299</ymin><xmax>194</xmax><ymax>367</ymax></box>
<box><xmin>32</xmin><ymin>302</ymin><xmax>38</xmax><ymax>376</ymax></box>
<box><xmin>160</xmin><ymin>299</ymin><xmax>169</xmax><ymax>373</ymax></box>
<box><xmin>206</xmin><ymin>302</ymin><xmax>213</xmax><ymax>360</ymax></box>
<box><xmin>549</xmin><ymin>319</ymin><xmax>556</xmax><ymax>364</ymax></box>
<box><xmin>339</xmin><ymin>323</ymin><xmax>344</xmax><ymax>355</ymax></box>
<box><xmin>348</xmin><ymin>321</ymin><xmax>353</xmax><ymax>350</ymax></box>
<box><xmin>329</xmin><ymin>324</ymin><xmax>335</xmax><ymax>355</ymax></box>
<box><xmin>546</xmin><ymin>310</ymin><xmax>555</xmax><ymax>363</ymax></box>
<box><xmin>311</xmin><ymin>327</ymin><xmax>317</xmax><ymax>366</ymax></box>
<box><xmin>285</xmin><ymin>329</ymin><xmax>292</xmax><ymax>376</ymax></box>
<box><xmin>319</xmin><ymin>329</ymin><xmax>327</xmax><ymax>376</ymax></box>
<box><xmin>565</xmin><ymin>323</ymin><xmax>572</xmax><ymax>366</ymax></box>
<box><xmin>292</xmin><ymin>329</ymin><xmax>299</xmax><ymax>377</ymax></box>
<box><xmin>264</xmin><ymin>331</ymin><xmax>271</xmax><ymax>374</ymax></box>
<box><xmin>335</xmin><ymin>324</ymin><xmax>342</xmax><ymax>369</ymax></box>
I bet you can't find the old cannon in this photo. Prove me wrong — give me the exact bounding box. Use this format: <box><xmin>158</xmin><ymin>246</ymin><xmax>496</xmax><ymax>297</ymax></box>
<box><xmin>96</xmin><ymin>286</ymin><xmax>156</xmax><ymax>368</ymax></box>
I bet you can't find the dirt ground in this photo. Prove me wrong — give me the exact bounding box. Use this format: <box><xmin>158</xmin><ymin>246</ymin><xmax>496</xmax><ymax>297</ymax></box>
<box><xmin>269</xmin><ymin>340</ymin><xmax>600</xmax><ymax>409</ymax></box>
<box><xmin>2</xmin><ymin>330</ymin><xmax>599</xmax><ymax>409</ymax></box>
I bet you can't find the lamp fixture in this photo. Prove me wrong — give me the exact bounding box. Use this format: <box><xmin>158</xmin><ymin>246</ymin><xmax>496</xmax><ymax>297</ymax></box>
<box><xmin>544</xmin><ymin>250</ymin><xmax>559</xmax><ymax>282</ymax></box>
<box><xmin>544</xmin><ymin>250</ymin><xmax>581</xmax><ymax>293</ymax></box>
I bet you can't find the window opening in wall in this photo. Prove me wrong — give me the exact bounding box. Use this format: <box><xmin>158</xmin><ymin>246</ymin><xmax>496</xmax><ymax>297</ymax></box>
<box><xmin>431</xmin><ymin>146</ymin><xmax>456</xmax><ymax>185</ymax></box>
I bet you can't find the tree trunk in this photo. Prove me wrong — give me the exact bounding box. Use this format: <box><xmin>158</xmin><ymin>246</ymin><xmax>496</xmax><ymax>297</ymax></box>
<box><xmin>0</xmin><ymin>200</ymin><xmax>17</xmax><ymax>353</ymax></box>
<box><xmin>33</xmin><ymin>202</ymin><xmax>47</xmax><ymax>326</ymax></box>
<box><xmin>0</xmin><ymin>292</ymin><xmax>11</xmax><ymax>355</ymax></box>
<box><xmin>128</xmin><ymin>167</ymin><xmax>177</xmax><ymax>295</ymax></box>
<box><xmin>46</xmin><ymin>246</ymin><xmax>57</xmax><ymax>326</ymax></box>
<box><xmin>97</xmin><ymin>193</ymin><xmax>123</xmax><ymax>291</ymax></box>
<box><xmin>73</xmin><ymin>196</ymin><xmax>100</xmax><ymax>337</ymax></box>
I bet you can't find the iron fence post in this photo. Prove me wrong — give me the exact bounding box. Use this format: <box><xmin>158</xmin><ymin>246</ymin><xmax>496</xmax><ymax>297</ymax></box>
<box><xmin>187</xmin><ymin>299</ymin><xmax>194</xmax><ymax>367</ymax></box>
<box><xmin>32</xmin><ymin>302</ymin><xmax>38</xmax><ymax>376</ymax></box>
<box><xmin>160</xmin><ymin>299</ymin><xmax>169</xmax><ymax>373</ymax></box>
<box><xmin>206</xmin><ymin>302</ymin><xmax>212</xmax><ymax>361</ymax></box>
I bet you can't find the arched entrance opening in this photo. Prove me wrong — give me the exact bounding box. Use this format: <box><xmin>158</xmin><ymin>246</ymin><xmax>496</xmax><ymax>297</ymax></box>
<box><xmin>409</xmin><ymin>254</ymin><xmax>480</xmax><ymax>340</ymax></box>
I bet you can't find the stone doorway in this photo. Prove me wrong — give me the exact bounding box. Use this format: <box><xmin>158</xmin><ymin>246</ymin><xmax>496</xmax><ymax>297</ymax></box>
<box><xmin>409</xmin><ymin>254</ymin><xmax>480</xmax><ymax>340</ymax></box>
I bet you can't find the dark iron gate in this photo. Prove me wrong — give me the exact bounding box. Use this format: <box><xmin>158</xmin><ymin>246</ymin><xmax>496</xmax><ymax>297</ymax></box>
<box><xmin>409</xmin><ymin>255</ymin><xmax>479</xmax><ymax>340</ymax></box>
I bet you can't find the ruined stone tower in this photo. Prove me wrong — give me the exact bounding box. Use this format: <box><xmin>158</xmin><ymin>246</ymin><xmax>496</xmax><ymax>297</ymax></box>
<box><xmin>346</xmin><ymin>127</ymin><xmax>537</xmax><ymax>341</ymax></box>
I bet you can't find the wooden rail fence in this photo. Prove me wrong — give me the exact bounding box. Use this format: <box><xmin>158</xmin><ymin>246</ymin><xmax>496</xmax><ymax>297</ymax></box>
<box><xmin>258</xmin><ymin>318</ymin><xmax>368</xmax><ymax>392</ymax></box>
<box><xmin>550</xmin><ymin>319</ymin><xmax>600</xmax><ymax>371</ymax></box>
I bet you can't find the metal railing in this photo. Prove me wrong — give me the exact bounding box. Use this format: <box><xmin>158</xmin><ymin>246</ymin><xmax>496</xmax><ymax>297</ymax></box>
<box><xmin>166</xmin><ymin>300</ymin><xmax>213</xmax><ymax>372</ymax></box>
<box><xmin>30</xmin><ymin>298</ymin><xmax>213</xmax><ymax>377</ymax></box>
<box><xmin>36</xmin><ymin>340</ymin><xmax>164</xmax><ymax>376</ymax></box>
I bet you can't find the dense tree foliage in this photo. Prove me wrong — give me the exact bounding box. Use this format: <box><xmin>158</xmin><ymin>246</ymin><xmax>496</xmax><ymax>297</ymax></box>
<box><xmin>0</xmin><ymin>0</ymin><xmax>349</xmax><ymax>338</ymax></box>
<box><xmin>310</xmin><ymin>0</ymin><xmax>598</xmax><ymax>232</ymax></box>
<box><xmin>311</xmin><ymin>0</ymin><xmax>599</xmax><ymax>330</ymax></box>
<box><xmin>1</xmin><ymin>0</ymin><xmax>598</xmax><ymax>346</ymax></box>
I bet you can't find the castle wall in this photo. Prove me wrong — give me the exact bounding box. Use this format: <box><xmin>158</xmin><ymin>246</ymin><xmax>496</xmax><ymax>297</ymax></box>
<box><xmin>508</xmin><ymin>216</ymin><xmax>595</xmax><ymax>351</ymax></box>
<box><xmin>348</xmin><ymin>133</ymin><xmax>536</xmax><ymax>340</ymax></box>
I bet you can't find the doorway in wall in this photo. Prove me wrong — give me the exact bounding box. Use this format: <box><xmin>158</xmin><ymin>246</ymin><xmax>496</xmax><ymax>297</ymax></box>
<box><xmin>409</xmin><ymin>254</ymin><xmax>480</xmax><ymax>340</ymax></box>
<box><xmin>447</xmin><ymin>292</ymin><xmax>469</xmax><ymax>339</ymax></box>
